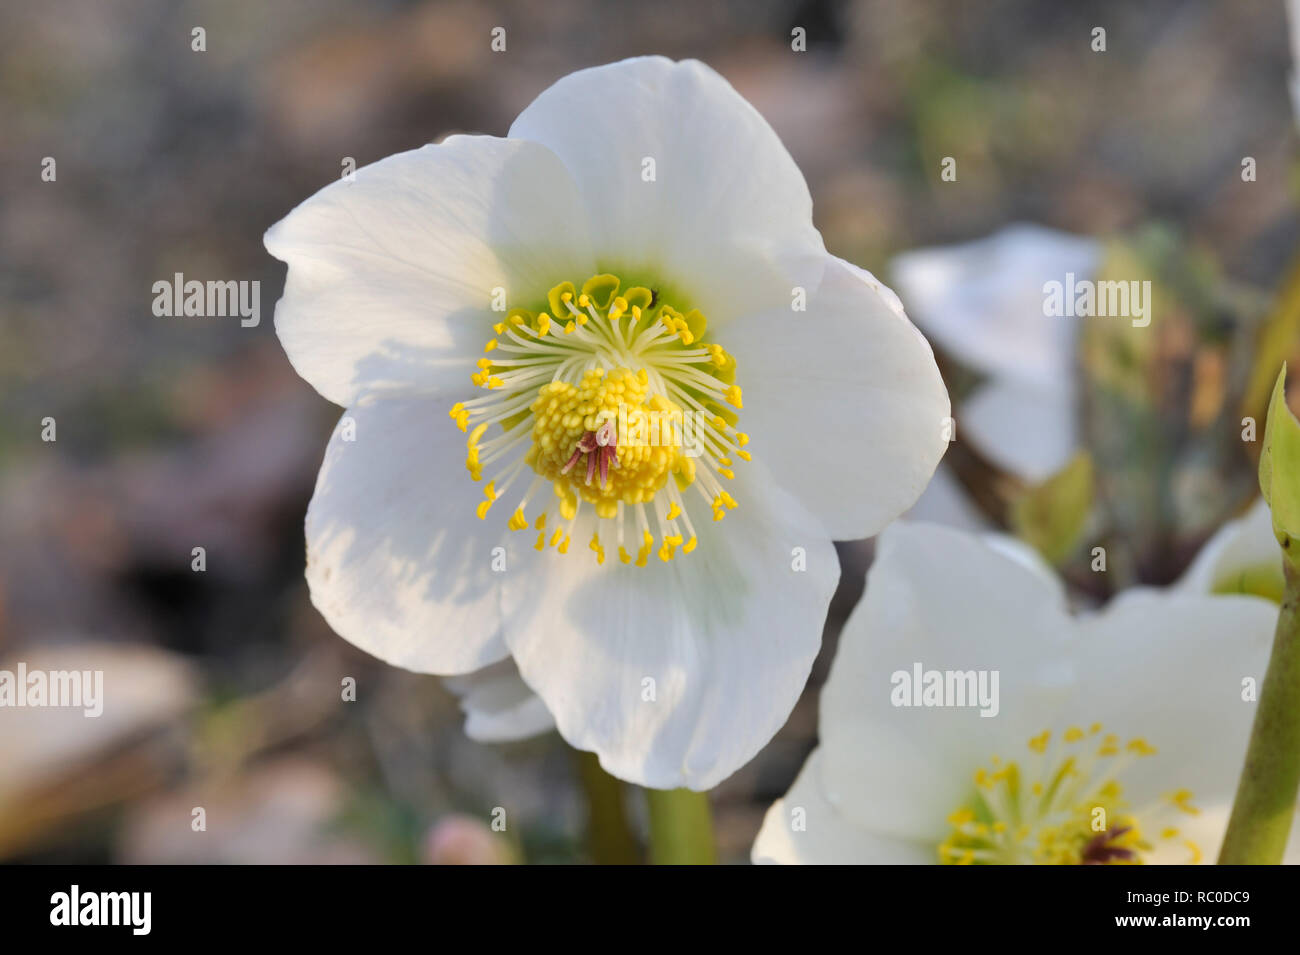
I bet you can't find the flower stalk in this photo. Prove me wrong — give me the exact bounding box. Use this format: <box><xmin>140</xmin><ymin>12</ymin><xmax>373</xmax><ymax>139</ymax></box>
<box><xmin>1220</xmin><ymin>364</ymin><xmax>1300</xmax><ymax>864</ymax></box>
<box><xmin>645</xmin><ymin>788</ymin><xmax>716</xmax><ymax>865</ymax></box>
<box><xmin>573</xmin><ymin>750</ymin><xmax>641</xmax><ymax>865</ymax></box>
<box><xmin>1218</xmin><ymin>561</ymin><xmax>1300</xmax><ymax>863</ymax></box>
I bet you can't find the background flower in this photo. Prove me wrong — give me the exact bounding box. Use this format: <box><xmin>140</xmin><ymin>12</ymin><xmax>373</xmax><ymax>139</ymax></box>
<box><xmin>754</xmin><ymin>522</ymin><xmax>1296</xmax><ymax>864</ymax></box>
<box><xmin>891</xmin><ymin>224</ymin><xmax>1099</xmax><ymax>483</ymax></box>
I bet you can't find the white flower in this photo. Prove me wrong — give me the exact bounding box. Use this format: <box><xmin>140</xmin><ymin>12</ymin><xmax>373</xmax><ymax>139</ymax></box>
<box><xmin>264</xmin><ymin>57</ymin><xmax>949</xmax><ymax>790</ymax></box>
<box><xmin>1175</xmin><ymin>497</ymin><xmax>1283</xmax><ymax>602</ymax></box>
<box><xmin>892</xmin><ymin>224</ymin><xmax>1099</xmax><ymax>482</ymax></box>
<box><xmin>753</xmin><ymin>522</ymin><xmax>1296</xmax><ymax>863</ymax></box>
<box><xmin>442</xmin><ymin>660</ymin><xmax>554</xmax><ymax>744</ymax></box>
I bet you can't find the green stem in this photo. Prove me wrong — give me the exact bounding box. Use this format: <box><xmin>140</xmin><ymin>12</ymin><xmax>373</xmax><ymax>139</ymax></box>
<box><xmin>645</xmin><ymin>788</ymin><xmax>716</xmax><ymax>865</ymax></box>
<box><xmin>573</xmin><ymin>750</ymin><xmax>641</xmax><ymax>865</ymax></box>
<box><xmin>1219</xmin><ymin>560</ymin><xmax>1300</xmax><ymax>864</ymax></box>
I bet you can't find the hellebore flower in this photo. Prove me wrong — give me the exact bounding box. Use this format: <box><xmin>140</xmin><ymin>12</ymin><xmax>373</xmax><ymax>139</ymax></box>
<box><xmin>892</xmin><ymin>224</ymin><xmax>1098</xmax><ymax>483</ymax></box>
<box><xmin>753</xmin><ymin>522</ymin><xmax>1297</xmax><ymax>862</ymax></box>
<box><xmin>265</xmin><ymin>57</ymin><xmax>949</xmax><ymax>789</ymax></box>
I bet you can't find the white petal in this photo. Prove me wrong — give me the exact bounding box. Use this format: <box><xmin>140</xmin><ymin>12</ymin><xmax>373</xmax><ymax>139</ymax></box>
<box><xmin>962</xmin><ymin>376</ymin><xmax>1077</xmax><ymax>482</ymax></box>
<box><xmin>509</xmin><ymin>57</ymin><xmax>826</xmax><ymax>322</ymax></box>
<box><xmin>890</xmin><ymin>223</ymin><xmax>1098</xmax><ymax>389</ymax></box>
<box><xmin>305</xmin><ymin>394</ymin><xmax>510</xmax><ymax>674</ymax></box>
<box><xmin>265</xmin><ymin>135</ymin><xmax>597</xmax><ymax>406</ymax></box>
<box><xmin>730</xmin><ymin>257</ymin><xmax>950</xmax><ymax>540</ymax></box>
<box><xmin>1175</xmin><ymin>497</ymin><xmax>1279</xmax><ymax>596</ymax></box>
<box><xmin>819</xmin><ymin>523</ymin><xmax>1075</xmax><ymax>840</ymax></box>
<box><xmin>980</xmin><ymin>532</ymin><xmax>1069</xmax><ymax>598</ymax></box>
<box><xmin>443</xmin><ymin>659</ymin><xmax>555</xmax><ymax>743</ymax></box>
<box><xmin>752</xmin><ymin>749</ymin><xmax>931</xmax><ymax>864</ymax></box>
<box><xmin>499</xmin><ymin>467</ymin><xmax>837</xmax><ymax>790</ymax></box>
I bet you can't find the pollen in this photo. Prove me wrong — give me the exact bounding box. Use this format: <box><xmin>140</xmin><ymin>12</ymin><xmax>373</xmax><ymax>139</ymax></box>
<box><xmin>938</xmin><ymin>723</ymin><xmax>1201</xmax><ymax>865</ymax></box>
<box><xmin>447</xmin><ymin>273</ymin><xmax>748</xmax><ymax>568</ymax></box>
<box><xmin>528</xmin><ymin>368</ymin><xmax>685</xmax><ymax>518</ymax></box>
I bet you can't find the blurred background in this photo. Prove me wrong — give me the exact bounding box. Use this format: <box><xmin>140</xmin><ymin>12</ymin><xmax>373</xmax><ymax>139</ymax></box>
<box><xmin>2</xmin><ymin>0</ymin><xmax>1298</xmax><ymax>863</ymax></box>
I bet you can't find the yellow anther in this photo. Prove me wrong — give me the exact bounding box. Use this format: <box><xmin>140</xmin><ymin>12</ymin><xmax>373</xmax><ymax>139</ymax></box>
<box><xmin>547</xmin><ymin>281</ymin><xmax>576</xmax><ymax>318</ymax></box>
<box><xmin>484</xmin><ymin>339</ymin><xmax>498</xmax><ymax>353</ymax></box>
<box><xmin>944</xmin><ymin>727</ymin><xmax>1191</xmax><ymax>864</ymax></box>
<box><xmin>666</xmin><ymin>501</ymin><xmax>681</xmax><ymax>521</ymax></box>
<box><xmin>508</xmin><ymin>507</ymin><xmax>528</xmax><ymax>531</ymax></box>
<box><xmin>725</xmin><ymin>385</ymin><xmax>743</xmax><ymax>409</ymax></box>
<box><xmin>449</xmin><ymin>403</ymin><xmax>469</xmax><ymax>432</ymax></box>
<box><xmin>475</xmin><ymin>482</ymin><xmax>498</xmax><ymax>520</ymax></box>
<box><xmin>1168</xmin><ymin>790</ymin><xmax>1200</xmax><ymax>815</ymax></box>
<box><xmin>492</xmin><ymin>322</ymin><xmax>505</xmax><ymax>334</ymax></box>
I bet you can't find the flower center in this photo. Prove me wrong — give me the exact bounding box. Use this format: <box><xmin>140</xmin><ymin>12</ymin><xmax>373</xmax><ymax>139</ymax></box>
<box><xmin>449</xmin><ymin>273</ymin><xmax>748</xmax><ymax>566</ymax></box>
<box><xmin>938</xmin><ymin>724</ymin><xmax>1203</xmax><ymax>865</ymax></box>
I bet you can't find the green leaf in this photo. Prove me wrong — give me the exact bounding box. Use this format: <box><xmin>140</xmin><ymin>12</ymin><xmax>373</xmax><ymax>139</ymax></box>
<box><xmin>1259</xmin><ymin>364</ymin><xmax>1300</xmax><ymax>557</ymax></box>
<box><xmin>1010</xmin><ymin>451</ymin><xmax>1095</xmax><ymax>566</ymax></box>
